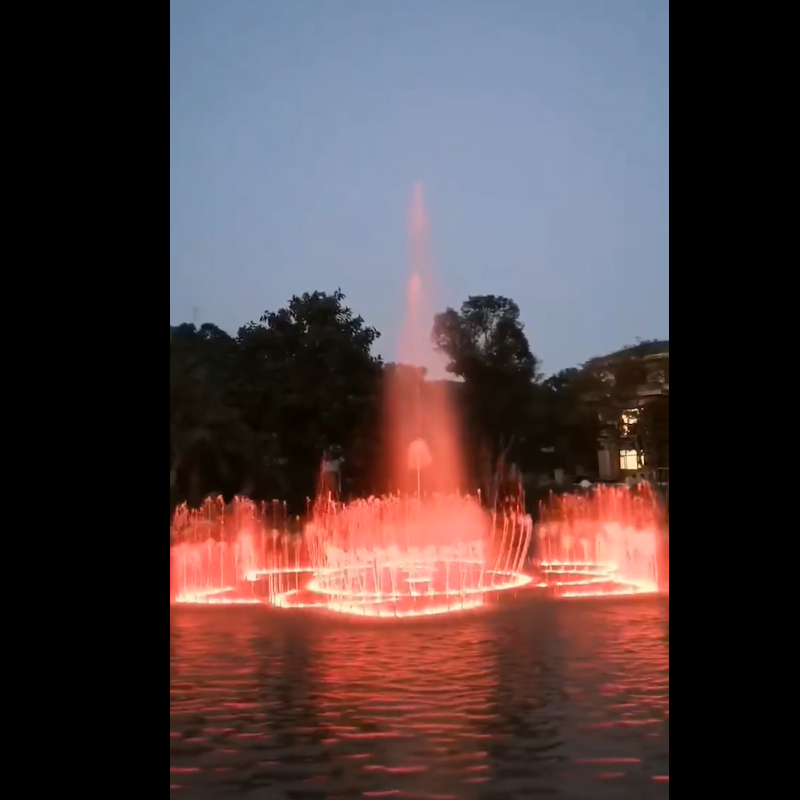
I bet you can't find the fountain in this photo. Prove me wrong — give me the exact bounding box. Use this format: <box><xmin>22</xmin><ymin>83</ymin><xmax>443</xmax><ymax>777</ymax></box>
<box><xmin>170</xmin><ymin>185</ymin><xmax>667</xmax><ymax>615</ymax></box>
<box><xmin>170</xmin><ymin>492</ymin><xmax>533</xmax><ymax>615</ymax></box>
<box><xmin>535</xmin><ymin>484</ymin><xmax>665</xmax><ymax>597</ymax></box>
<box><xmin>170</xmin><ymin>497</ymin><xmax>307</xmax><ymax>605</ymax></box>
<box><xmin>170</xmin><ymin>484</ymin><xmax>667</xmax><ymax>610</ymax></box>
<box><xmin>273</xmin><ymin>493</ymin><xmax>533</xmax><ymax>616</ymax></box>
<box><xmin>170</xmin><ymin>184</ymin><xmax>534</xmax><ymax>617</ymax></box>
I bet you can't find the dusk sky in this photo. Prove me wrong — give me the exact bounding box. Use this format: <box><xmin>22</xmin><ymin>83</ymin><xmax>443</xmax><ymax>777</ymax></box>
<box><xmin>170</xmin><ymin>0</ymin><xmax>669</xmax><ymax>376</ymax></box>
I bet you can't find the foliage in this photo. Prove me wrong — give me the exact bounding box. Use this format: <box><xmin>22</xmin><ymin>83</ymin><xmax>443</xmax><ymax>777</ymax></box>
<box><xmin>169</xmin><ymin>325</ymin><xmax>259</xmax><ymax>510</ymax></box>
<box><xmin>540</xmin><ymin>369</ymin><xmax>602</xmax><ymax>474</ymax></box>
<box><xmin>237</xmin><ymin>289</ymin><xmax>383</xmax><ymax>504</ymax></box>
<box><xmin>170</xmin><ymin>290</ymin><xmax>382</xmax><ymax>514</ymax></box>
<box><xmin>432</xmin><ymin>295</ymin><xmax>538</xmax><ymax>381</ymax></box>
<box><xmin>170</xmin><ymin>288</ymin><xmax>668</xmax><ymax>517</ymax></box>
<box><xmin>576</xmin><ymin>340</ymin><xmax>670</xmax><ymax>470</ymax></box>
<box><xmin>432</xmin><ymin>296</ymin><xmax>541</xmax><ymax>499</ymax></box>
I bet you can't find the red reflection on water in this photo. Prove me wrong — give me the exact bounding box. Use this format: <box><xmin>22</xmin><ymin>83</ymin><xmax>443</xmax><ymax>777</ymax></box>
<box><xmin>312</xmin><ymin>619</ymin><xmax>497</xmax><ymax>796</ymax></box>
<box><xmin>556</xmin><ymin>599</ymin><xmax>669</xmax><ymax>789</ymax></box>
<box><xmin>170</xmin><ymin>599</ymin><xmax>669</xmax><ymax>794</ymax></box>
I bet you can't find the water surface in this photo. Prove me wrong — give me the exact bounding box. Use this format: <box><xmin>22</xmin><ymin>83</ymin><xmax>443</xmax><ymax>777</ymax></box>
<box><xmin>170</xmin><ymin>597</ymin><xmax>669</xmax><ymax>799</ymax></box>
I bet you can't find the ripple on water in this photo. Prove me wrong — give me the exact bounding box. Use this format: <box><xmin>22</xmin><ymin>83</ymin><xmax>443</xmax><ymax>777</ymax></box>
<box><xmin>170</xmin><ymin>597</ymin><xmax>669</xmax><ymax>798</ymax></box>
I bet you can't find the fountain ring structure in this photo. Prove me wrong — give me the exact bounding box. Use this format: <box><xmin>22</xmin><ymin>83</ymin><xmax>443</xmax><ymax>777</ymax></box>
<box><xmin>171</xmin><ymin>495</ymin><xmax>536</xmax><ymax>618</ymax></box>
<box><xmin>174</xmin><ymin>567</ymin><xmax>533</xmax><ymax>617</ymax></box>
<box><xmin>273</xmin><ymin>561</ymin><xmax>533</xmax><ymax>618</ymax></box>
<box><xmin>533</xmin><ymin>484</ymin><xmax>665</xmax><ymax>599</ymax></box>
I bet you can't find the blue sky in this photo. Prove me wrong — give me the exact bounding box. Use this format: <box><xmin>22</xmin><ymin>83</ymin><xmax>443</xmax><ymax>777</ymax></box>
<box><xmin>170</xmin><ymin>0</ymin><xmax>669</xmax><ymax>375</ymax></box>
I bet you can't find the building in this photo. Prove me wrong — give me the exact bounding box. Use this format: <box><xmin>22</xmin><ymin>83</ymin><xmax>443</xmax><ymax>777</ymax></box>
<box><xmin>585</xmin><ymin>340</ymin><xmax>669</xmax><ymax>482</ymax></box>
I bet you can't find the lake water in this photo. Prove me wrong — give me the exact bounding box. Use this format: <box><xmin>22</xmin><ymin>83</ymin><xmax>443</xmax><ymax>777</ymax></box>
<box><xmin>170</xmin><ymin>596</ymin><xmax>669</xmax><ymax>799</ymax></box>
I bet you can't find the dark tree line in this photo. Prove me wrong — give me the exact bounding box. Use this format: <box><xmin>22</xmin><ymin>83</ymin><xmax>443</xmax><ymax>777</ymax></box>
<box><xmin>170</xmin><ymin>290</ymin><xmax>668</xmax><ymax>515</ymax></box>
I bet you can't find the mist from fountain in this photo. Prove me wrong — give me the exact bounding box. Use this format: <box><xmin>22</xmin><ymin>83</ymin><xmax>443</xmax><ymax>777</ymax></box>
<box><xmin>279</xmin><ymin>183</ymin><xmax>532</xmax><ymax>616</ymax></box>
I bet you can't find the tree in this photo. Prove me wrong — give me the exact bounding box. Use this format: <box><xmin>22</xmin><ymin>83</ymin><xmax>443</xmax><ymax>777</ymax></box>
<box><xmin>168</xmin><ymin>289</ymin><xmax>667</xmax><ymax>514</ymax></box>
<box><xmin>432</xmin><ymin>295</ymin><xmax>540</xmax><ymax>501</ymax></box>
<box><xmin>169</xmin><ymin>326</ymin><xmax>259</xmax><ymax>513</ymax></box>
<box><xmin>540</xmin><ymin>368</ymin><xmax>602</xmax><ymax>475</ymax></box>
<box><xmin>432</xmin><ymin>296</ymin><xmax>538</xmax><ymax>380</ymax></box>
<box><xmin>237</xmin><ymin>289</ymin><xmax>382</xmax><ymax>508</ymax></box>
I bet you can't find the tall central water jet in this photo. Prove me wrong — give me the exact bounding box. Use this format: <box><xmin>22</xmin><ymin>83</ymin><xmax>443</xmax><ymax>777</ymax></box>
<box><xmin>384</xmin><ymin>183</ymin><xmax>464</xmax><ymax>496</ymax></box>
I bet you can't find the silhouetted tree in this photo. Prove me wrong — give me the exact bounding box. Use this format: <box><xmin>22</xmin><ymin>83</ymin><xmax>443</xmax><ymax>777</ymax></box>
<box><xmin>237</xmin><ymin>289</ymin><xmax>383</xmax><ymax>509</ymax></box>
<box><xmin>169</xmin><ymin>289</ymin><xmax>667</xmax><ymax>519</ymax></box>
<box><xmin>540</xmin><ymin>368</ymin><xmax>602</xmax><ymax>475</ymax></box>
<box><xmin>169</xmin><ymin>325</ymin><xmax>259</xmax><ymax>512</ymax></box>
<box><xmin>432</xmin><ymin>295</ymin><xmax>541</xmax><ymax>501</ymax></box>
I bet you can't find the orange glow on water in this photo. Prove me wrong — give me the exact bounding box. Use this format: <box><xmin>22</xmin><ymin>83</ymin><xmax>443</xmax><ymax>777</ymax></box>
<box><xmin>309</xmin><ymin>615</ymin><xmax>497</xmax><ymax>792</ymax></box>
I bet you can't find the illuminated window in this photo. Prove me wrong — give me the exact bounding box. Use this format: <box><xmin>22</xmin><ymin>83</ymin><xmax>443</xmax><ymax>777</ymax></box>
<box><xmin>621</xmin><ymin>410</ymin><xmax>639</xmax><ymax>435</ymax></box>
<box><xmin>619</xmin><ymin>449</ymin><xmax>642</xmax><ymax>470</ymax></box>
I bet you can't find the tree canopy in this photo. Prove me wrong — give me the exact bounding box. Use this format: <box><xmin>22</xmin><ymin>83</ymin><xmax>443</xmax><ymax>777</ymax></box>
<box><xmin>170</xmin><ymin>289</ymin><xmax>668</xmax><ymax>516</ymax></box>
<box><xmin>170</xmin><ymin>290</ymin><xmax>384</xmax><ymax>513</ymax></box>
<box><xmin>432</xmin><ymin>296</ymin><xmax>542</xmax><ymax>499</ymax></box>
